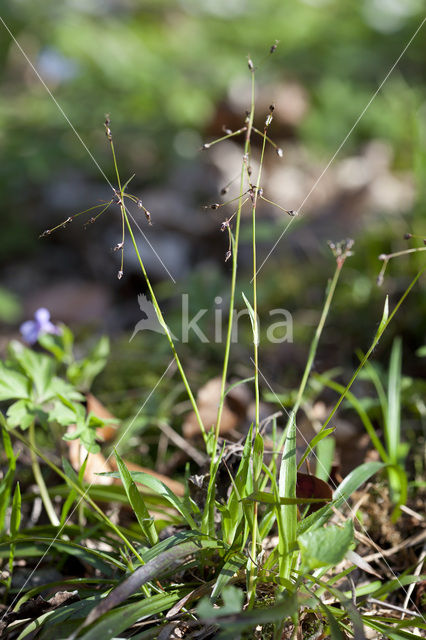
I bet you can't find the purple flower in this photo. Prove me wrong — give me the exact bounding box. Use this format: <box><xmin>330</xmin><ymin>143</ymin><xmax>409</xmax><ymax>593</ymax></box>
<box><xmin>20</xmin><ymin>308</ymin><xmax>60</xmax><ymax>345</ymax></box>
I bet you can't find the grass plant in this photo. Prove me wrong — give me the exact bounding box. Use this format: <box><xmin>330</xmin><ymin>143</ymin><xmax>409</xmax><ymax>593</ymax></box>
<box><xmin>0</xmin><ymin>45</ymin><xmax>425</xmax><ymax>640</ymax></box>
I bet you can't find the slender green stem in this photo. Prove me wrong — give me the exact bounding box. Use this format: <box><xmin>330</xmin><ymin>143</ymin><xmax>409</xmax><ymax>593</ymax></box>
<box><xmin>251</xmin><ymin>123</ymin><xmax>269</xmax><ymax>433</ymax></box>
<box><xmin>108</xmin><ymin>134</ymin><xmax>206</xmax><ymax>440</ymax></box>
<box><xmin>274</xmin><ymin>261</ymin><xmax>344</xmax><ymax>459</ymax></box>
<box><xmin>11</xmin><ymin>428</ymin><xmax>147</xmax><ymax>568</ymax></box>
<box><xmin>122</xmin><ymin>207</ymin><xmax>206</xmax><ymax>440</ymax></box>
<box><xmin>28</xmin><ymin>423</ymin><xmax>60</xmax><ymax>527</ymax></box>
<box><xmin>315</xmin><ymin>267</ymin><xmax>425</xmax><ymax>440</ymax></box>
<box><xmin>215</xmin><ymin>71</ymin><xmax>256</xmax><ymax>444</ymax></box>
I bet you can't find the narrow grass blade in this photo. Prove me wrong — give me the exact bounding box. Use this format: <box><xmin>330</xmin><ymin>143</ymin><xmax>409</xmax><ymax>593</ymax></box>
<box><xmin>102</xmin><ymin>470</ymin><xmax>197</xmax><ymax>529</ymax></box>
<box><xmin>277</xmin><ymin>417</ymin><xmax>297</xmax><ymax>582</ymax></box>
<box><xmin>242</xmin><ymin>292</ymin><xmax>259</xmax><ymax>346</ymax></box>
<box><xmin>114</xmin><ymin>450</ymin><xmax>158</xmax><ymax>545</ymax></box>
<box><xmin>210</xmin><ymin>555</ymin><xmax>245</xmax><ymax>602</ymax></box>
<box><xmin>315</xmin><ymin>435</ymin><xmax>335</xmax><ymax>481</ymax></box>
<box><xmin>81</xmin><ymin>538</ymin><xmax>222</xmax><ymax>629</ymax></box>
<box><xmin>79</xmin><ymin>591</ymin><xmax>186</xmax><ymax>640</ymax></box>
<box><xmin>0</xmin><ymin>428</ymin><xmax>17</xmax><ymax>533</ymax></box>
<box><xmin>386</xmin><ymin>337</ymin><xmax>402</xmax><ymax>463</ymax></box>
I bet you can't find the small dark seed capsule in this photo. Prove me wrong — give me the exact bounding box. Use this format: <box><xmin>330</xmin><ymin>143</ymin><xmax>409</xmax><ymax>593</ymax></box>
<box><xmin>220</xmin><ymin>187</ymin><xmax>229</xmax><ymax>195</ymax></box>
<box><xmin>220</xmin><ymin>221</ymin><xmax>229</xmax><ymax>232</ymax></box>
<box><xmin>211</xmin><ymin>203</ymin><xmax>220</xmax><ymax>210</ymax></box>
<box><xmin>248</xmin><ymin>58</ymin><xmax>254</xmax><ymax>71</ymax></box>
<box><xmin>270</xmin><ymin>43</ymin><xmax>277</xmax><ymax>54</ymax></box>
<box><xmin>423</xmin><ymin>239</ymin><xmax>426</xmax><ymax>245</ymax></box>
<box><xmin>114</xmin><ymin>242</ymin><xmax>124</xmax><ymax>252</ymax></box>
<box><xmin>137</xmin><ymin>199</ymin><xmax>143</xmax><ymax>209</ymax></box>
<box><xmin>269</xmin><ymin>104</ymin><xmax>275</xmax><ymax>113</ymax></box>
<box><xmin>403</xmin><ymin>233</ymin><xmax>412</xmax><ymax>240</ymax></box>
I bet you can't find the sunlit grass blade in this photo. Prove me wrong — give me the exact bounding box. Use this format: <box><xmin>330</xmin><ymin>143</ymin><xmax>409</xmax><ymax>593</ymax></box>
<box><xmin>277</xmin><ymin>416</ymin><xmax>297</xmax><ymax>584</ymax></box>
<box><xmin>101</xmin><ymin>470</ymin><xmax>197</xmax><ymax>529</ymax></box>
<box><xmin>81</xmin><ymin>537</ymin><xmax>225</xmax><ymax>630</ymax></box>
<box><xmin>113</xmin><ymin>450</ymin><xmax>158</xmax><ymax>546</ymax></box>
<box><xmin>78</xmin><ymin>591</ymin><xmax>188</xmax><ymax>640</ymax></box>
<box><xmin>315</xmin><ymin>435</ymin><xmax>335</xmax><ymax>482</ymax></box>
<box><xmin>210</xmin><ymin>555</ymin><xmax>245</xmax><ymax>601</ymax></box>
<box><xmin>0</xmin><ymin>427</ymin><xmax>17</xmax><ymax>534</ymax></box>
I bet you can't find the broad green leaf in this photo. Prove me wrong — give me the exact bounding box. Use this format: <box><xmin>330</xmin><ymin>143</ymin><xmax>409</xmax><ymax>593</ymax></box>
<box><xmin>114</xmin><ymin>451</ymin><xmax>158</xmax><ymax>545</ymax></box>
<box><xmin>6</xmin><ymin>399</ymin><xmax>44</xmax><ymax>430</ymax></box>
<box><xmin>198</xmin><ymin>585</ymin><xmax>243</xmax><ymax>618</ymax></box>
<box><xmin>8</xmin><ymin>341</ymin><xmax>54</xmax><ymax>401</ymax></box>
<box><xmin>67</xmin><ymin>336</ymin><xmax>109</xmax><ymax>391</ymax></box>
<box><xmin>0</xmin><ymin>363</ymin><xmax>30</xmax><ymax>401</ymax></box>
<box><xmin>299</xmin><ymin>519</ymin><xmax>354</xmax><ymax>570</ymax></box>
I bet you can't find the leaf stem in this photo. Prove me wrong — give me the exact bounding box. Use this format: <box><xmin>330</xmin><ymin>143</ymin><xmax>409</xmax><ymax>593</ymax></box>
<box><xmin>28</xmin><ymin>422</ymin><xmax>60</xmax><ymax>527</ymax></box>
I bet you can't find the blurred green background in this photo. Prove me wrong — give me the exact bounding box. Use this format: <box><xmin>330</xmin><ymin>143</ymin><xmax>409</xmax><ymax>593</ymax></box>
<box><xmin>0</xmin><ymin>0</ymin><xmax>424</xmax><ymax>410</ymax></box>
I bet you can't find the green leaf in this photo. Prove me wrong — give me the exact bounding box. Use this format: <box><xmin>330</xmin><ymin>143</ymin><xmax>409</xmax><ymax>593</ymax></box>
<box><xmin>278</xmin><ymin>416</ymin><xmax>297</xmax><ymax>580</ymax></box>
<box><xmin>210</xmin><ymin>555</ymin><xmax>245</xmax><ymax>602</ymax></box>
<box><xmin>198</xmin><ymin>585</ymin><xmax>244</xmax><ymax>619</ymax></box>
<box><xmin>8</xmin><ymin>341</ymin><xmax>54</xmax><ymax>400</ymax></box>
<box><xmin>299</xmin><ymin>519</ymin><xmax>354</xmax><ymax>570</ymax></box>
<box><xmin>241</xmin><ymin>292</ymin><xmax>259</xmax><ymax>346</ymax></box>
<box><xmin>0</xmin><ymin>429</ymin><xmax>17</xmax><ymax>534</ymax></box>
<box><xmin>10</xmin><ymin>482</ymin><xmax>21</xmax><ymax>538</ymax></box>
<box><xmin>377</xmin><ymin>294</ymin><xmax>389</xmax><ymax>336</ymax></box>
<box><xmin>67</xmin><ymin>336</ymin><xmax>109</xmax><ymax>391</ymax></box>
<box><xmin>333</xmin><ymin>461</ymin><xmax>385</xmax><ymax>509</ymax></box>
<box><xmin>38</xmin><ymin>325</ymin><xmax>74</xmax><ymax>363</ymax></box>
<box><xmin>78</xmin><ymin>591</ymin><xmax>184</xmax><ymax>640</ymax></box>
<box><xmin>0</xmin><ymin>362</ymin><xmax>30</xmax><ymax>401</ymax></box>
<box><xmin>386</xmin><ymin>337</ymin><xmax>402</xmax><ymax>464</ymax></box>
<box><xmin>6</xmin><ymin>399</ymin><xmax>42</xmax><ymax>430</ymax></box>
<box><xmin>245</xmin><ymin>491</ymin><xmax>331</xmax><ymax>506</ymax></box>
<box><xmin>114</xmin><ymin>450</ymin><xmax>158</xmax><ymax>545</ymax></box>
<box><xmin>101</xmin><ymin>471</ymin><xmax>196</xmax><ymax>528</ymax></box>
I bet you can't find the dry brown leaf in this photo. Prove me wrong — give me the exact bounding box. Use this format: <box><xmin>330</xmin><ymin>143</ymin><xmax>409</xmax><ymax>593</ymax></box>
<box><xmin>182</xmin><ymin>377</ymin><xmax>246</xmax><ymax>439</ymax></box>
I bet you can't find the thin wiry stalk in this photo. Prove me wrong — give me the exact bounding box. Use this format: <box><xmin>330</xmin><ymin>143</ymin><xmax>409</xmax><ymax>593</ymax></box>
<box><xmin>121</xmin><ymin>207</ymin><xmax>206</xmax><ymax>439</ymax></box>
<box><xmin>215</xmin><ymin>70</ymin><xmax>256</xmax><ymax>445</ymax></box>
<box><xmin>107</xmin><ymin>133</ymin><xmax>207</xmax><ymax>440</ymax></box>
<box><xmin>28</xmin><ymin>422</ymin><xmax>60</xmax><ymax>527</ymax></box>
